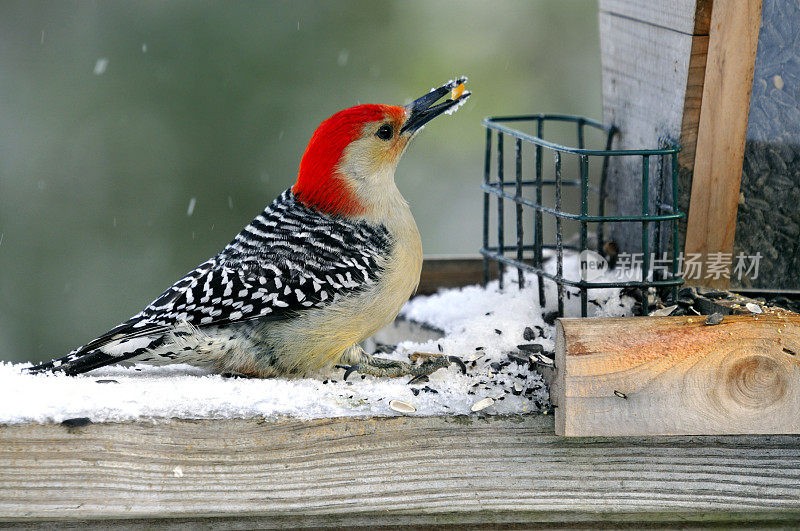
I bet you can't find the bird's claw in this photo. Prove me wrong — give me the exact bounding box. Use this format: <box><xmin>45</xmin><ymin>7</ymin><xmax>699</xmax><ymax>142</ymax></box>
<box><xmin>337</xmin><ymin>353</ymin><xmax>466</xmax><ymax>382</ymax></box>
<box><xmin>335</xmin><ymin>364</ymin><xmax>361</xmax><ymax>381</ymax></box>
<box><xmin>448</xmin><ymin>355</ymin><xmax>467</xmax><ymax>374</ymax></box>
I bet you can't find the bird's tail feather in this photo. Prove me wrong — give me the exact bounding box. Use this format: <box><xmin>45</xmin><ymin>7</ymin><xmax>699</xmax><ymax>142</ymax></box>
<box><xmin>27</xmin><ymin>350</ymin><xmax>123</xmax><ymax>376</ymax></box>
<box><xmin>26</xmin><ymin>334</ymin><xmax>168</xmax><ymax>376</ymax></box>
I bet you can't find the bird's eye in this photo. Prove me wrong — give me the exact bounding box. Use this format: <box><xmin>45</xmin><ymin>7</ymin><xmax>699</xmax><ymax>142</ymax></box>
<box><xmin>375</xmin><ymin>124</ymin><xmax>393</xmax><ymax>140</ymax></box>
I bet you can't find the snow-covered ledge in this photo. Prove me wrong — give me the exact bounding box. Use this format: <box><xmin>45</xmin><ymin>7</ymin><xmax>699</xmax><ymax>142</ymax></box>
<box><xmin>2</xmin><ymin>256</ymin><xmax>631</xmax><ymax>425</ymax></box>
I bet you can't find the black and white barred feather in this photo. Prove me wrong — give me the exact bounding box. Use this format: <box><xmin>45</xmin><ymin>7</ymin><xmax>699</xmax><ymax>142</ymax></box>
<box><xmin>28</xmin><ymin>189</ymin><xmax>392</xmax><ymax>375</ymax></box>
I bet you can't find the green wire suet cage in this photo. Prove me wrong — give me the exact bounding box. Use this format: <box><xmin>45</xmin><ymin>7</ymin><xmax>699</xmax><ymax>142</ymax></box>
<box><xmin>480</xmin><ymin>114</ymin><xmax>685</xmax><ymax>317</ymax></box>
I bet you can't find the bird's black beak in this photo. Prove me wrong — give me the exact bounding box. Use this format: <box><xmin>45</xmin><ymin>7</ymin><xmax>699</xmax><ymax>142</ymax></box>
<box><xmin>400</xmin><ymin>77</ymin><xmax>471</xmax><ymax>134</ymax></box>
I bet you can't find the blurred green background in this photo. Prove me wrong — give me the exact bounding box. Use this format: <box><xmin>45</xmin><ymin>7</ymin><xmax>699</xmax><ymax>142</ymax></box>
<box><xmin>0</xmin><ymin>0</ymin><xmax>601</xmax><ymax>363</ymax></box>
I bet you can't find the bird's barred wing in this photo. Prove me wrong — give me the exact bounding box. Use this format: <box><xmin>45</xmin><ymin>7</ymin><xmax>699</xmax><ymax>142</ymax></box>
<box><xmin>28</xmin><ymin>190</ymin><xmax>393</xmax><ymax>374</ymax></box>
<box><xmin>132</xmin><ymin>189</ymin><xmax>394</xmax><ymax>329</ymax></box>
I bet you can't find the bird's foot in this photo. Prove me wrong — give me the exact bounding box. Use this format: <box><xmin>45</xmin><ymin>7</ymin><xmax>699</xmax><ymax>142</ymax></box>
<box><xmin>336</xmin><ymin>352</ymin><xmax>466</xmax><ymax>384</ymax></box>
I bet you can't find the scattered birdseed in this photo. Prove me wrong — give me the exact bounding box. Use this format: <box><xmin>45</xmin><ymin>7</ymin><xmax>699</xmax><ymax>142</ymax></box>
<box><xmin>746</xmin><ymin>302</ymin><xmax>763</xmax><ymax>314</ymax></box>
<box><xmin>471</xmin><ymin>397</ymin><xmax>495</xmax><ymax>412</ymax></box>
<box><xmin>613</xmin><ymin>390</ymin><xmax>627</xmax><ymax>400</ymax></box>
<box><xmin>649</xmin><ymin>305</ymin><xmax>678</xmax><ymax>317</ymax></box>
<box><xmin>523</xmin><ymin>327</ymin><xmax>535</xmax><ymax>341</ymax></box>
<box><xmin>705</xmin><ymin>312</ymin><xmax>724</xmax><ymax>325</ymax></box>
<box><xmin>538</xmin><ymin>350</ymin><xmax>555</xmax><ymax>360</ymax></box>
<box><xmin>61</xmin><ymin>417</ymin><xmax>92</xmax><ymax>428</ymax></box>
<box><xmin>389</xmin><ymin>400</ymin><xmax>416</xmax><ymax>413</ymax></box>
<box><xmin>466</xmin><ymin>351</ymin><xmax>485</xmax><ymax>362</ymax></box>
<box><xmin>507</xmin><ymin>353</ymin><xmax>528</xmax><ymax>365</ymax></box>
<box><xmin>517</xmin><ymin>343</ymin><xmax>544</xmax><ymax>353</ymax></box>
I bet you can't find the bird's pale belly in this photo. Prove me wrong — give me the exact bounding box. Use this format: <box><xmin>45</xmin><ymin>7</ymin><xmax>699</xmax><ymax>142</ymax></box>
<box><xmin>184</xmin><ymin>237</ymin><xmax>423</xmax><ymax>377</ymax></box>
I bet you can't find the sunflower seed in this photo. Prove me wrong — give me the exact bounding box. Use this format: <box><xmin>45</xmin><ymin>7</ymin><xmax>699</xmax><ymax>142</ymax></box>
<box><xmin>517</xmin><ymin>343</ymin><xmax>544</xmax><ymax>353</ymax></box>
<box><xmin>466</xmin><ymin>351</ymin><xmax>485</xmax><ymax>362</ymax></box>
<box><xmin>389</xmin><ymin>400</ymin><xmax>416</xmax><ymax>413</ymax></box>
<box><xmin>746</xmin><ymin>302</ymin><xmax>763</xmax><ymax>314</ymax></box>
<box><xmin>471</xmin><ymin>397</ymin><xmax>495</xmax><ymax>412</ymax></box>
<box><xmin>649</xmin><ymin>305</ymin><xmax>678</xmax><ymax>317</ymax></box>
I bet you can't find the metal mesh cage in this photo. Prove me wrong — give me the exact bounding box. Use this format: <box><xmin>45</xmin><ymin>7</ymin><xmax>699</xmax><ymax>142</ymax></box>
<box><xmin>480</xmin><ymin>114</ymin><xmax>685</xmax><ymax>317</ymax></box>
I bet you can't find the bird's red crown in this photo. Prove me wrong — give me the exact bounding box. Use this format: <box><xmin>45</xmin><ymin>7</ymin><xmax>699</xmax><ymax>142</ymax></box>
<box><xmin>293</xmin><ymin>104</ymin><xmax>405</xmax><ymax>217</ymax></box>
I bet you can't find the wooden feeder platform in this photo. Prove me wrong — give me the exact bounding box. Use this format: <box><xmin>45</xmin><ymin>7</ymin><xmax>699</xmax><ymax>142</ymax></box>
<box><xmin>2</xmin><ymin>258</ymin><xmax>800</xmax><ymax>527</ymax></box>
<box><xmin>3</xmin><ymin>415</ymin><xmax>800</xmax><ymax>528</ymax></box>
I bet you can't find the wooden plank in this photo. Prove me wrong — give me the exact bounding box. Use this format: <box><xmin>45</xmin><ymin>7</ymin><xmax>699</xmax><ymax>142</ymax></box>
<box><xmin>2</xmin><ymin>415</ymin><xmax>800</xmax><ymax>526</ymax></box>
<box><xmin>599</xmin><ymin>11</ymin><xmax>709</xmax><ymax>254</ymax></box>
<box><xmin>684</xmin><ymin>0</ymin><xmax>763</xmax><ymax>289</ymax></box>
<box><xmin>417</xmin><ymin>255</ymin><xmax>496</xmax><ymax>295</ymax></box>
<box><xmin>554</xmin><ymin>313</ymin><xmax>800</xmax><ymax>436</ymax></box>
<box><xmin>600</xmin><ymin>0</ymin><xmax>712</xmax><ymax>35</ymax></box>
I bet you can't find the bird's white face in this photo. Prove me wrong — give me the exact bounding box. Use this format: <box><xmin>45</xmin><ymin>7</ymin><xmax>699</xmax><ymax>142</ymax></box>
<box><xmin>337</xmin><ymin>109</ymin><xmax>417</xmax><ymax>218</ymax></box>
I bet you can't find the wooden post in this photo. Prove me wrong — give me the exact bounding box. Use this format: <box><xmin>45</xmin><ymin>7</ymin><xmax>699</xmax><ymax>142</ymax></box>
<box><xmin>599</xmin><ymin>0</ymin><xmax>711</xmax><ymax>256</ymax></box>
<box><xmin>554</xmin><ymin>312</ymin><xmax>800</xmax><ymax>436</ymax></box>
<box><xmin>684</xmin><ymin>0</ymin><xmax>764</xmax><ymax>289</ymax></box>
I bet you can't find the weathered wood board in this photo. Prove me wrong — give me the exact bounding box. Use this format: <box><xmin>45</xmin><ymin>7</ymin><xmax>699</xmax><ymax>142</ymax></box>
<box><xmin>2</xmin><ymin>415</ymin><xmax>800</xmax><ymax>527</ymax></box>
<box><xmin>599</xmin><ymin>2</ymin><xmax>710</xmax><ymax>255</ymax></box>
<box><xmin>684</xmin><ymin>0</ymin><xmax>763</xmax><ymax>289</ymax></box>
<box><xmin>599</xmin><ymin>0</ymin><xmax>712</xmax><ymax>35</ymax></box>
<box><xmin>554</xmin><ymin>313</ymin><xmax>800</xmax><ymax>436</ymax></box>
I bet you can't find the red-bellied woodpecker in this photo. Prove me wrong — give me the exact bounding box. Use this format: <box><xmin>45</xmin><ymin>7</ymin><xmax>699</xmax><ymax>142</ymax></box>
<box><xmin>29</xmin><ymin>78</ymin><xmax>471</xmax><ymax>380</ymax></box>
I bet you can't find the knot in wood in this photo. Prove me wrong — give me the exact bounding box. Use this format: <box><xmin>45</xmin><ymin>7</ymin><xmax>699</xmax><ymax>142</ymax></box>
<box><xmin>725</xmin><ymin>355</ymin><xmax>787</xmax><ymax>409</ymax></box>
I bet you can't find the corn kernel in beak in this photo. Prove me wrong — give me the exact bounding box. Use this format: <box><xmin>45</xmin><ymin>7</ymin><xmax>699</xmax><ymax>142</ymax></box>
<box><xmin>451</xmin><ymin>83</ymin><xmax>466</xmax><ymax>100</ymax></box>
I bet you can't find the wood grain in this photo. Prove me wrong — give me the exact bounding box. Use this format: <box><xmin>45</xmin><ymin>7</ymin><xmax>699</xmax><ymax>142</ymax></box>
<box><xmin>599</xmin><ymin>11</ymin><xmax>709</xmax><ymax>254</ymax></box>
<box><xmin>684</xmin><ymin>0</ymin><xmax>764</xmax><ymax>289</ymax></box>
<box><xmin>600</xmin><ymin>0</ymin><xmax>712</xmax><ymax>35</ymax></box>
<box><xmin>2</xmin><ymin>415</ymin><xmax>800</xmax><ymax>527</ymax></box>
<box><xmin>555</xmin><ymin>313</ymin><xmax>800</xmax><ymax>436</ymax></box>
